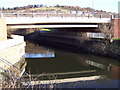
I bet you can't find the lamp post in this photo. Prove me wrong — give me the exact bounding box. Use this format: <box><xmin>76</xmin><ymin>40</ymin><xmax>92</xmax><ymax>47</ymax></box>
<box><xmin>91</xmin><ymin>0</ymin><xmax>94</xmax><ymax>16</ymax></box>
<box><xmin>92</xmin><ymin>0</ymin><xmax>94</xmax><ymax>9</ymax></box>
<box><xmin>0</xmin><ymin>7</ymin><xmax>1</xmax><ymax>18</ymax></box>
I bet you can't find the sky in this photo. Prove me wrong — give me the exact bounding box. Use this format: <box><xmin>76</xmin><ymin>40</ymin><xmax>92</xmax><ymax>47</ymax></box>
<box><xmin>0</xmin><ymin>0</ymin><xmax>119</xmax><ymax>13</ymax></box>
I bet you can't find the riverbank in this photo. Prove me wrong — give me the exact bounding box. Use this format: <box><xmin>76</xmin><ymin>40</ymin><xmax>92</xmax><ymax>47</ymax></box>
<box><xmin>25</xmin><ymin>31</ymin><xmax>120</xmax><ymax>60</ymax></box>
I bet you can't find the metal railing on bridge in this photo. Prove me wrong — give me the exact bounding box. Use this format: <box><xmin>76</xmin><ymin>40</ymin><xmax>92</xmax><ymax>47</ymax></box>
<box><xmin>0</xmin><ymin>12</ymin><xmax>118</xmax><ymax>19</ymax></box>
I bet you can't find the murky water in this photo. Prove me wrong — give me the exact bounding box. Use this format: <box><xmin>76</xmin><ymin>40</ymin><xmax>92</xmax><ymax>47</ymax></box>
<box><xmin>25</xmin><ymin>41</ymin><xmax>120</xmax><ymax>88</ymax></box>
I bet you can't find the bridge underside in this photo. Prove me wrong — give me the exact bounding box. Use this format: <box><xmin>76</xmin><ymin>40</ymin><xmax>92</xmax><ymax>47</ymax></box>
<box><xmin>52</xmin><ymin>28</ymin><xmax>100</xmax><ymax>33</ymax></box>
<box><xmin>7</xmin><ymin>23</ymin><xmax>100</xmax><ymax>32</ymax></box>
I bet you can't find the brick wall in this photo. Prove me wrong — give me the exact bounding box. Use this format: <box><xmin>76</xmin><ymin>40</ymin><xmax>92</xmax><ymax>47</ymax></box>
<box><xmin>113</xmin><ymin>19</ymin><xmax>120</xmax><ymax>38</ymax></box>
<box><xmin>0</xmin><ymin>19</ymin><xmax>7</xmax><ymax>41</ymax></box>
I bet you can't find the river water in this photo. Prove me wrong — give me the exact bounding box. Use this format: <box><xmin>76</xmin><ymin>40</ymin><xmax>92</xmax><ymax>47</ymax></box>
<box><xmin>24</xmin><ymin>41</ymin><xmax>120</xmax><ymax>88</ymax></box>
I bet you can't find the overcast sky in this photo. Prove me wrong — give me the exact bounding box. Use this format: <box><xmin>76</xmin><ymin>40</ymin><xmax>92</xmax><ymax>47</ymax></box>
<box><xmin>0</xmin><ymin>0</ymin><xmax>119</xmax><ymax>13</ymax></box>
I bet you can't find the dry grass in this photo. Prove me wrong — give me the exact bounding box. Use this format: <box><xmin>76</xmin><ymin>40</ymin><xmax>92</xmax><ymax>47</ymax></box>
<box><xmin>0</xmin><ymin>68</ymin><xmax>59</xmax><ymax>89</ymax></box>
<box><xmin>29</xmin><ymin>7</ymin><xmax>69</xmax><ymax>13</ymax></box>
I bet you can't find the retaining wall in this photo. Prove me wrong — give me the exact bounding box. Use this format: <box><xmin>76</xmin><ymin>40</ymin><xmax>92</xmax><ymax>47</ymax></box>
<box><xmin>0</xmin><ymin>35</ymin><xmax>26</xmax><ymax>72</ymax></box>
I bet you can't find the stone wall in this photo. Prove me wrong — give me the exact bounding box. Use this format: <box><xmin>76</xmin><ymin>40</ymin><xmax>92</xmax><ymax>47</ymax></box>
<box><xmin>0</xmin><ymin>35</ymin><xmax>26</xmax><ymax>72</ymax></box>
<box><xmin>0</xmin><ymin>19</ymin><xmax>7</xmax><ymax>41</ymax></box>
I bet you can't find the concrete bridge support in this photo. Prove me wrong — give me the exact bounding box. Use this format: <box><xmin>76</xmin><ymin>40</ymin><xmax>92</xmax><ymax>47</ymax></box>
<box><xmin>0</xmin><ymin>35</ymin><xmax>26</xmax><ymax>76</ymax></box>
<box><xmin>0</xmin><ymin>19</ymin><xmax>7</xmax><ymax>41</ymax></box>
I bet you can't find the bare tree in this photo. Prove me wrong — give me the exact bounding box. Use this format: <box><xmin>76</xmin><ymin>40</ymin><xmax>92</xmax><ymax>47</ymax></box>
<box><xmin>76</xmin><ymin>32</ymin><xmax>89</xmax><ymax>43</ymax></box>
<box><xmin>98</xmin><ymin>21</ymin><xmax>114</xmax><ymax>43</ymax></box>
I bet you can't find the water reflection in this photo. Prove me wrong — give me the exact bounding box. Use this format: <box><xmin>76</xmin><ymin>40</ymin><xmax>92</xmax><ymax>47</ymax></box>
<box><xmin>25</xmin><ymin>53</ymin><xmax>55</xmax><ymax>58</ymax></box>
<box><xmin>75</xmin><ymin>53</ymin><xmax>120</xmax><ymax>80</ymax></box>
<box><xmin>25</xmin><ymin>41</ymin><xmax>55</xmax><ymax>58</ymax></box>
<box><xmin>24</xmin><ymin>41</ymin><xmax>120</xmax><ymax>88</ymax></box>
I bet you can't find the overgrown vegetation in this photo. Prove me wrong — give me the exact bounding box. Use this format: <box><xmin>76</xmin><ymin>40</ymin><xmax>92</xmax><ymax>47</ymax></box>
<box><xmin>0</xmin><ymin>69</ymin><xmax>60</xmax><ymax>89</ymax></box>
<box><xmin>98</xmin><ymin>22</ymin><xmax>114</xmax><ymax>43</ymax></box>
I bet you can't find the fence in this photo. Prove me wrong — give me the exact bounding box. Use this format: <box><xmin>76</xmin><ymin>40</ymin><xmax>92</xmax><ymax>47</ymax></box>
<box><xmin>0</xmin><ymin>12</ymin><xmax>118</xmax><ymax>19</ymax></box>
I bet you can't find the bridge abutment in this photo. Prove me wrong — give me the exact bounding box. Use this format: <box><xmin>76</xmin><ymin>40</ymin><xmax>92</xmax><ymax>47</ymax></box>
<box><xmin>0</xmin><ymin>18</ymin><xmax>26</xmax><ymax>82</ymax></box>
<box><xmin>0</xmin><ymin>19</ymin><xmax>7</xmax><ymax>41</ymax></box>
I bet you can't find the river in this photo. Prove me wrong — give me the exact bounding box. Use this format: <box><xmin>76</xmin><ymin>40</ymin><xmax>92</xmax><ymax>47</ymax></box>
<box><xmin>24</xmin><ymin>41</ymin><xmax>120</xmax><ymax>88</ymax></box>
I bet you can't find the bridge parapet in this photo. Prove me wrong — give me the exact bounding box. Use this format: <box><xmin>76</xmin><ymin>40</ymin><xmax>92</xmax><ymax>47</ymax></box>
<box><xmin>6</xmin><ymin>17</ymin><xmax>111</xmax><ymax>25</ymax></box>
<box><xmin>1</xmin><ymin>12</ymin><xmax>116</xmax><ymax>19</ymax></box>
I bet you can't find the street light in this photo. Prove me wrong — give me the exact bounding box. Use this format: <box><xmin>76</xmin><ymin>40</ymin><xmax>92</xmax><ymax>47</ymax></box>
<box><xmin>92</xmin><ymin>0</ymin><xmax>94</xmax><ymax>9</ymax></box>
<box><xmin>91</xmin><ymin>0</ymin><xmax>94</xmax><ymax>16</ymax></box>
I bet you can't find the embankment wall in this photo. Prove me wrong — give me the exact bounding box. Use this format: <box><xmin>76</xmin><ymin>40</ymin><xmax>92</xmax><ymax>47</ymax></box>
<box><xmin>0</xmin><ymin>35</ymin><xmax>26</xmax><ymax>72</ymax></box>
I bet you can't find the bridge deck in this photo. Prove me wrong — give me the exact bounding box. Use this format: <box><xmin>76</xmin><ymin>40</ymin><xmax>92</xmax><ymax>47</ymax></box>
<box><xmin>2</xmin><ymin>17</ymin><xmax>111</xmax><ymax>28</ymax></box>
<box><xmin>6</xmin><ymin>17</ymin><xmax>111</xmax><ymax>24</ymax></box>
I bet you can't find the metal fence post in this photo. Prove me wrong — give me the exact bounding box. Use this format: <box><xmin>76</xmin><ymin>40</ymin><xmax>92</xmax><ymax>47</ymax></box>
<box><xmin>100</xmin><ymin>14</ymin><xmax>102</xmax><ymax>19</ymax></box>
<box><xmin>16</xmin><ymin>12</ymin><xmax>19</xmax><ymax>18</ymax></box>
<box><xmin>32</xmin><ymin>12</ymin><xmax>34</xmax><ymax>18</ymax></box>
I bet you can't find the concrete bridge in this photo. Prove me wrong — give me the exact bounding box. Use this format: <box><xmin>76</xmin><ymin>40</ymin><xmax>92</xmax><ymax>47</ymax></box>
<box><xmin>0</xmin><ymin>12</ymin><xmax>111</xmax><ymax>28</ymax></box>
<box><xmin>0</xmin><ymin>12</ymin><xmax>120</xmax><ymax>39</ymax></box>
<box><xmin>5</xmin><ymin>17</ymin><xmax>111</xmax><ymax>29</ymax></box>
<box><xmin>5</xmin><ymin>15</ymin><xmax>113</xmax><ymax>36</ymax></box>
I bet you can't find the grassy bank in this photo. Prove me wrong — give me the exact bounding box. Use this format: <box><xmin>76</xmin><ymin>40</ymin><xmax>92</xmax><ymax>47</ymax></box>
<box><xmin>112</xmin><ymin>38</ymin><xmax>120</xmax><ymax>40</ymax></box>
